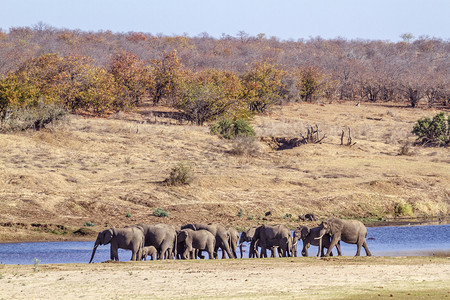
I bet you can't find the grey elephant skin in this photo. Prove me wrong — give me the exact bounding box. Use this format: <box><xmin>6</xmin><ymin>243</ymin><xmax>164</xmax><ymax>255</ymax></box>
<box><xmin>294</xmin><ymin>226</ymin><xmax>338</xmax><ymax>257</ymax></box>
<box><xmin>238</xmin><ymin>226</ymin><xmax>258</xmax><ymax>258</ymax></box>
<box><xmin>317</xmin><ymin>218</ymin><xmax>372</xmax><ymax>257</ymax></box>
<box><xmin>251</xmin><ymin>224</ymin><xmax>292</xmax><ymax>258</ymax></box>
<box><xmin>181</xmin><ymin>223</ymin><xmax>235</xmax><ymax>259</ymax></box>
<box><xmin>227</xmin><ymin>227</ymin><xmax>240</xmax><ymax>259</ymax></box>
<box><xmin>138</xmin><ymin>223</ymin><xmax>177</xmax><ymax>259</ymax></box>
<box><xmin>89</xmin><ymin>226</ymin><xmax>145</xmax><ymax>263</ymax></box>
<box><xmin>141</xmin><ymin>246</ymin><xmax>157</xmax><ymax>261</ymax></box>
<box><xmin>177</xmin><ymin>229</ymin><xmax>216</xmax><ymax>259</ymax></box>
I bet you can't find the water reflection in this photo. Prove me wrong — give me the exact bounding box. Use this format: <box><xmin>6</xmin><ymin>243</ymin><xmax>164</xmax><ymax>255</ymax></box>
<box><xmin>0</xmin><ymin>224</ymin><xmax>448</xmax><ymax>265</ymax></box>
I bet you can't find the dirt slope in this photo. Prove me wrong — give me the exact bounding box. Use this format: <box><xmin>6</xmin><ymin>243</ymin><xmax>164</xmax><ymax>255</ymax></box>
<box><xmin>0</xmin><ymin>102</ymin><xmax>448</xmax><ymax>241</ymax></box>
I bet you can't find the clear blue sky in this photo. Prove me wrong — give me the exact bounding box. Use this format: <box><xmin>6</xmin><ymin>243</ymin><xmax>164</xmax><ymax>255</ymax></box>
<box><xmin>1</xmin><ymin>0</ymin><xmax>449</xmax><ymax>41</ymax></box>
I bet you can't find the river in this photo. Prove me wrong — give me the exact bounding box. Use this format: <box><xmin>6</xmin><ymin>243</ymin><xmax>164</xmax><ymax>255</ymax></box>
<box><xmin>0</xmin><ymin>224</ymin><xmax>448</xmax><ymax>264</ymax></box>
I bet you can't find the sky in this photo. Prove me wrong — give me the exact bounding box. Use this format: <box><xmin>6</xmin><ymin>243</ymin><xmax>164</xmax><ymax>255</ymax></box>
<box><xmin>0</xmin><ymin>0</ymin><xmax>449</xmax><ymax>41</ymax></box>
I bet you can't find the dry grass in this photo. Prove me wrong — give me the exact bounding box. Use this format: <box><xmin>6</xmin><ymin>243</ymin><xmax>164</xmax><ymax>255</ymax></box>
<box><xmin>0</xmin><ymin>102</ymin><xmax>448</xmax><ymax>241</ymax></box>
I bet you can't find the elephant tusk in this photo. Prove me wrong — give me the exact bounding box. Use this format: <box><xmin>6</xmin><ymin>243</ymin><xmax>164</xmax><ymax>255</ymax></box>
<box><xmin>315</xmin><ymin>234</ymin><xmax>324</xmax><ymax>240</ymax></box>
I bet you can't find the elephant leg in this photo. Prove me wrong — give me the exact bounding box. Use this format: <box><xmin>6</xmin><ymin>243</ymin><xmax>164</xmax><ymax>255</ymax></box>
<box><xmin>111</xmin><ymin>246</ymin><xmax>119</xmax><ymax>261</ymax></box>
<box><xmin>335</xmin><ymin>241</ymin><xmax>342</xmax><ymax>256</ymax></box>
<box><xmin>221</xmin><ymin>247</ymin><xmax>226</xmax><ymax>259</ymax></box>
<box><xmin>302</xmin><ymin>243</ymin><xmax>309</xmax><ymax>257</ymax></box>
<box><xmin>363</xmin><ymin>241</ymin><xmax>372</xmax><ymax>256</ymax></box>
<box><xmin>325</xmin><ymin>235</ymin><xmax>340</xmax><ymax>257</ymax></box>
<box><xmin>355</xmin><ymin>241</ymin><xmax>363</xmax><ymax>256</ymax></box>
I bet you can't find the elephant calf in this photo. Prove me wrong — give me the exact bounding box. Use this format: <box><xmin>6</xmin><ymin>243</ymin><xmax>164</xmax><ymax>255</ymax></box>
<box><xmin>141</xmin><ymin>246</ymin><xmax>157</xmax><ymax>261</ymax></box>
<box><xmin>177</xmin><ymin>229</ymin><xmax>216</xmax><ymax>259</ymax></box>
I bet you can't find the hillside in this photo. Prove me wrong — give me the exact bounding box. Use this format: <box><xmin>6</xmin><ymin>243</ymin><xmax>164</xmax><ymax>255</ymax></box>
<box><xmin>0</xmin><ymin>102</ymin><xmax>448</xmax><ymax>241</ymax></box>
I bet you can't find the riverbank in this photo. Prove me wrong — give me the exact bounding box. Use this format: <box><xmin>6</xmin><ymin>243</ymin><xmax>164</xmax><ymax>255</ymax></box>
<box><xmin>0</xmin><ymin>256</ymin><xmax>448</xmax><ymax>299</ymax></box>
<box><xmin>0</xmin><ymin>218</ymin><xmax>447</xmax><ymax>244</ymax></box>
<box><xmin>1</xmin><ymin>102</ymin><xmax>448</xmax><ymax>243</ymax></box>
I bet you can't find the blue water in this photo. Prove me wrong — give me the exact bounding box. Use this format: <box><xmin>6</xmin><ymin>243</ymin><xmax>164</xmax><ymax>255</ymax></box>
<box><xmin>0</xmin><ymin>224</ymin><xmax>448</xmax><ymax>264</ymax></box>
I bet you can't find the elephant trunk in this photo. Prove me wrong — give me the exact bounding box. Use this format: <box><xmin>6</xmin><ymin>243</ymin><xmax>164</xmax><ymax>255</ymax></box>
<box><xmin>89</xmin><ymin>242</ymin><xmax>99</xmax><ymax>263</ymax></box>
<box><xmin>239</xmin><ymin>243</ymin><xmax>244</xmax><ymax>258</ymax></box>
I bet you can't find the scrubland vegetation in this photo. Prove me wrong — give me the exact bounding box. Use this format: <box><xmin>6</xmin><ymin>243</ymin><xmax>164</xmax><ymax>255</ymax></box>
<box><xmin>0</xmin><ymin>25</ymin><xmax>448</xmax><ymax>241</ymax></box>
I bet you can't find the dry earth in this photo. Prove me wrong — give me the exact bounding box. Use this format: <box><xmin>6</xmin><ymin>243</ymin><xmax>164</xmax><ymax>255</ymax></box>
<box><xmin>0</xmin><ymin>257</ymin><xmax>449</xmax><ymax>299</ymax></box>
<box><xmin>0</xmin><ymin>101</ymin><xmax>449</xmax><ymax>241</ymax></box>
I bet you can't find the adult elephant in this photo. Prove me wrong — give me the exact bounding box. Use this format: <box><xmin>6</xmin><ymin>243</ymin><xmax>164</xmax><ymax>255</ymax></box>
<box><xmin>316</xmin><ymin>218</ymin><xmax>372</xmax><ymax>257</ymax></box>
<box><xmin>89</xmin><ymin>226</ymin><xmax>144</xmax><ymax>263</ymax></box>
<box><xmin>251</xmin><ymin>224</ymin><xmax>292</xmax><ymax>258</ymax></box>
<box><xmin>227</xmin><ymin>227</ymin><xmax>240</xmax><ymax>259</ymax></box>
<box><xmin>181</xmin><ymin>223</ymin><xmax>235</xmax><ymax>259</ymax></box>
<box><xmin>177</xmin><ymin>228</ymin><xmax>215</xmax><ymax>259</ymax></box>
<box><xmin>238</xmin><ymin>226</ymin><xmax>258</xmax><ymax>258</ymax></box>
<box><xmin>138</xmin><ymin>223</ymin><xmax>177</xmax><ymax>259</ymax></box>
<box><xmin>293</xmin><ymin>226</ymin><xmax>339</xmax><ymax>257</ymax></box>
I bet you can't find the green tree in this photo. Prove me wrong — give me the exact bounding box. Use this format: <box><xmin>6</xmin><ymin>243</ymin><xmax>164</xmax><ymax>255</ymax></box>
<box><xmin>412</xmin><ymin>112</ymin><xmax>449</xmax><ymax>146</ymax></box>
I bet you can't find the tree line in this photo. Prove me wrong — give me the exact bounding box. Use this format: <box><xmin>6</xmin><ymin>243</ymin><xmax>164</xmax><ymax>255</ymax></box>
<box><xmin>0</xmin><ymin>25</ymin><xmax>449</xmax><ymax>125</ymax></box>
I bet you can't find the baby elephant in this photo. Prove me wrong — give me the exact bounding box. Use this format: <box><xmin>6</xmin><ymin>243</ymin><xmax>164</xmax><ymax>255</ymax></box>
<box><xmin>141</xmin><ymin>246</ymin><xmax>157</xmax><ymax>261</ymax></box>
<box><xmin>177</xmin><ymin>229</ymin><xmax>215</xmax><ymax>259</ymax></box>
<box><xmin>293</xmin><ymin>226</ymin><xmax>339</xmax><ymax>257</ymax></box>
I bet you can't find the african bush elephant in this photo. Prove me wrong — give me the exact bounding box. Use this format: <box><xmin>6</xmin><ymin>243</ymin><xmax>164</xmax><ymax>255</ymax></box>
<box><xmin>227</xmin><ymin>227</ymin><xmax>240</xmax><ymax>259</ymax></box>
<box><xmin>89</xmin><ymin>226</ymin><xmax>145</xmax><ymax>263</ymax></box>
<box><xmin>238</xmin><ymin>226</ymin><xmax>258</xmax><ymax>258</ymax></box>
<box><xmin>177</xmin><ymin>229</ymin><xmax>215</xmax><ymax>259</ymax></box>
<box><xmin>293</xmin><ymin>226</ymin><xmax>338</xmax><ymax>257</ymax></box>
<box><xmin>316</xmin><ymin>218</ymin><xmax>372</xmax><ymax>257</ymax></box>
<box><xmin>138</xmin><ymin>223</ymin><xmax>177</xmax><ymax>260</ymax></box>
<box><xmin>181</xmin><ymin>223</ymin><xmax>235</xmax><ymax>259</ymax></box>
<box><xmin>141</xmin><ymin>246</ymin><xmax>157</xmax><ymax>261</ymax></box>
<box><xmin>251</xmin><ymin>224</ymin><xmax>292</xmax><ymax>258</ymax></box>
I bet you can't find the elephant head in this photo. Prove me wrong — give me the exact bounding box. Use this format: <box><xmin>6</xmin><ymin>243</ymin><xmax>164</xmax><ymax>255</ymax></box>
<box><xmin>177</xmin><ymin>230</ymin><xmax>191</xmax><ymax>259</ymax></box>
<box><xmin>316</xmin><ymin>221</ymin><xmax>331</xmax><ymax>240</ymax></box>
<box><xmin>89</xmin><ymin>229</ymin><xmax>114</xmax><ymax>263</ymax></box>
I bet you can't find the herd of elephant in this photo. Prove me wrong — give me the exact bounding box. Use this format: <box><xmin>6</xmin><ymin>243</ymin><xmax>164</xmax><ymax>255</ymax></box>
<box><xmin>88</xmin><ymin>218</ymin><xmax>372</xmax><ymax>263</ymax></box>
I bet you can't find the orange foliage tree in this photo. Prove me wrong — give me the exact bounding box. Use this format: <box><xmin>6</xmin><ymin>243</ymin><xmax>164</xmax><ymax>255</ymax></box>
<box><xmin>6</xmin><ymin>53</ymin><xmax>119</xmax><ymax>115</ymax></box>
<box><xmin>109</xmin><ymin>51</ymin><xmax>152</xmax><ymax>107</ymax></box>
<box><xmin>149</xmin><ymin>50</ymin><xmax>186</xmax><ymax>105</ymax></box>
<box><xmin>241</xmin><ymin>61</ymin><xmax>285</xmax><ymax>113</ymax></box>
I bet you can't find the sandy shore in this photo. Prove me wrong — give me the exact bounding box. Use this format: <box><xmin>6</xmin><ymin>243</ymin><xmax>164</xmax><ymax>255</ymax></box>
<box><xmin>0</xmin><ymin>256</ymin><xmax>449</xmax><ymax>299</ymax></box>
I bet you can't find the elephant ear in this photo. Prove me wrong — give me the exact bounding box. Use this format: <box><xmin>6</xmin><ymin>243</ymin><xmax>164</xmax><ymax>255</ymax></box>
<box><xmin>178</xmin><ymin>230</ymin><xmax>188</xmax><ymax>242</ymax></box>
<box><xmin>300</xmin><ymin>227</ymin><xmax>310</xmax><ymax>239</ymax></box>
<box><xmin>101</xmin><ymin>229</ymin><xmax>114</xmax><ymax>245</ymax></box>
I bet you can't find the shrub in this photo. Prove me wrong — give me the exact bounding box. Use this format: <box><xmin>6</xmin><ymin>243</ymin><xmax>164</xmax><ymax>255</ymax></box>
<box><xmin>230</xmin><ymin>136</ymin><xmax>260</xmax><ymax>156</ymax></box>
<box><xmin>394</xmin><ymin>201</ymin><xmax>414</xmax><ymax>217</ymax></box>
<box><xmin>84</xmin><ymin>221</ymin><xmax>95</xmax><ymax>227</ymax></box>
<box><xmin>125</xmin><ymin>212</ymin><xmax>132</xmax><ymax>218</ymax></box>
<box><xmin>0</xmin><ymin>101</ymin><xmax>66</xmax><ymax>132</ymax></box>
<box><xmin>210</xmin><ymin>118</ymin><xmax>255</xmax><ymax>139</ymax></box>
<box><xmin>33</xmin><ymin>258</ymin><xmax>41</xmax><ymax>272</ymax></box>
<box><xmin>153</xmin><ymin>208</ymin><xmax>170</xmax><ymax>217</ymax></box>
<box><xmin>164</xmin><ymin>162</ymin><xmax>194</xmax><ymax>186</ymax></box>
<box><xmin>412</xmin><ymin>112</ymin><xmax>449</xmax><ymax>146</ymax></box>
<box><xmin>237</xmin><ymin>208</ymin><xmax>244</xmax><ymax>218</ymax></box>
